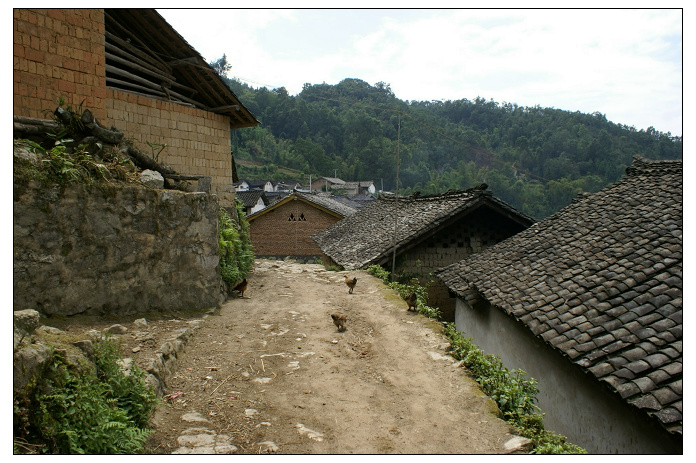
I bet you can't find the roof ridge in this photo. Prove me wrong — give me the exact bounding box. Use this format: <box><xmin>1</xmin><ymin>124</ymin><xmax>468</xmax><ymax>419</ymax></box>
<box><xmin>626</xmin><ymin>155</ymin><xmax>682</xmax><ymax>177</ymax></box>
<box><xmin>380</xmin><ymin>184</ymin><xmax>488</xmax><ymax>202</ymax></box>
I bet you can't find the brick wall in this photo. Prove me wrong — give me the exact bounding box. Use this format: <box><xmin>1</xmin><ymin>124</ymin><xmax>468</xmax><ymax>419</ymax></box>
<box><xmin>14</xmin><ymin>9</ymin><xmax>236</xmax><ymax>207</ymax></box>
<box><xmin>104</xmin><ymin>89</ymin><xmax>235</xmax><ymax>200</ymax></box>
<box><xmin>250</xmin><ymin>199</ymin><xmax>342</xmax><ymax>257</ymax></box>
<box><xmin>394</xmin><ymin>206</ymin><xmax>528</xmax><ymax>321</ymax></box>
<box><xmin>13</xmin><ymin>9</ymin><xmax>106</xmax><ymax>120</ymax></box>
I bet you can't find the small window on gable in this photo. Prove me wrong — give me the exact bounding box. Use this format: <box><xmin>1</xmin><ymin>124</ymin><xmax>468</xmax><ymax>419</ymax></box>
<box><xmin>288</xmin><ymin>213</ymin><xmax>295</xmax><ymax>221</ymax></box>
<box><xmin>299</xmin><ymin>213</ymin><xmax>306</xmax><ymax>221</ymax></box>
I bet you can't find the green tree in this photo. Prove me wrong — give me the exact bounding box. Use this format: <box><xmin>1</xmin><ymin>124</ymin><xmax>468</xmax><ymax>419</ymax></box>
<box><xmin>209</xmin><ymin>54</ymin><xmax>232</xmax><ymax>77</ymax></box>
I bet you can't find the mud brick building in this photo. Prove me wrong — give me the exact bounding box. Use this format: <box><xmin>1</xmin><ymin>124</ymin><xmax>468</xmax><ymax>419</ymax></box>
<box><xmin>437</xmin><ymin>156</ymin><xmax>682</xmax><ymax>454</ymax></box>
<box><xmin>247</xmin><ymin>192</ymin><xmax>357</xmax><ymax>261</ymax></box>
<box><xmin>312</xmin><ymin>185</ymin><xmax>534</xmax><ymax>321</ymax></box>
<box><xmin>13</xmin><ymin>8</ymin><xmax>257</xmax><ymax>207</ymax></box>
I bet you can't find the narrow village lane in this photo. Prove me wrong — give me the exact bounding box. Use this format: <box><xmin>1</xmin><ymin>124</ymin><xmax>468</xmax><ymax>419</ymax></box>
<box><xmin>146</xmin><ymin>259</ymin><xmax>516</xmax><ymax>454</ymax></box>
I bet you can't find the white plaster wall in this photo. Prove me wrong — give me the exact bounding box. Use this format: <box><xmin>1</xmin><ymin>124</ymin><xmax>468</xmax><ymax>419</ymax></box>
<box><xmin>250</xmin><ymin>198</ymin><xmax>266</xmax><ymax>214</ymax></box>
<box><xmin>455</xmin><ymin>298</ymin><xmax>678</xmax><ymax>454</ymax></box>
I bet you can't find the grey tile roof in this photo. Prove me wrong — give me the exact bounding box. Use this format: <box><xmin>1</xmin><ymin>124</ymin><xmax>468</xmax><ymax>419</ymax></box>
<box><xmin>295</xmin><ymin>192</ymin><xmax>358</xmax><ymax>217</ymax></box>
<box><xmin>246</xmin><ymin>192</ymin><xmax>357</xmax><ymax>221</ymax></box>
<box><xmin>235</xmin><ymin>190</ymin><xmax>267</xmax><ymax>208</ymax></box>
<box><xmin>316</xmin><ymin>177</ymin><xmax>345</xmax><ymax>185</ymax></box>
<box><xmin>436</xmin><ymin>156</ymin><xmax>682</xmax><ymax>435</ymax></box>
<box><xmin>331</xmin><ymin>195</ymin><xmax>365</xmax><ymax>210</ymax></box>
<box><xmin>312</xmin><ymin>185</ymin><xmax>535</xmax><ymax>270</ymax></box>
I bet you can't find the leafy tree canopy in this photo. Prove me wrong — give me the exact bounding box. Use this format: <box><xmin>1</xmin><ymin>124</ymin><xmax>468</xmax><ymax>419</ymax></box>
<box><xmin>214</xmin><ymin>57</ymin><xmax>681</xmax><ymax>219</ymax></box>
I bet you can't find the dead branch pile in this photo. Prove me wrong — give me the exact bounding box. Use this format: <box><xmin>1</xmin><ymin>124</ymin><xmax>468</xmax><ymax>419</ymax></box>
<box><xmin>14</xmin><ymin>106</ymin><xmax>209</xmax><ymax>192</ymax></box>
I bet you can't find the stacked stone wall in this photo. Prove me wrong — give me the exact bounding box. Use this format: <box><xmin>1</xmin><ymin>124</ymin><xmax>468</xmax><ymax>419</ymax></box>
<box><xmin>13</xmin><ymin>181</ymin><xmax>223</xmax><ymax>316</ymax></box>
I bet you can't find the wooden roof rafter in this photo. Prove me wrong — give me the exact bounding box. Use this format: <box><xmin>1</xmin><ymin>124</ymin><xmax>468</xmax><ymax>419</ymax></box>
<box><xmin>103</xmin><ymin>8</ymin><xmax>258</xmax><ymax>129</ymax></box>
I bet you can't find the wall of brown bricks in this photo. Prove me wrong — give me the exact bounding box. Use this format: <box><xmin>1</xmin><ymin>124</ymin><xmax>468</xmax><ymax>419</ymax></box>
<box><xmin>250</xmin><ymin>199</ymin><xmax>342</xmax><ymax>257</ymax></box>
<box><xmin>104</xmin><ymin>89</ymin><xmax>235</xmax><ymax>197</ymax></box>
<box><xmin>14</xmin><ymin>8</ymin><xmax>237</xmax><ymax>205</ymax></box>
<box><xmin>13</xmin><ymin>9</ymin><xmax>106</xmax><ymax>121</ymax></box>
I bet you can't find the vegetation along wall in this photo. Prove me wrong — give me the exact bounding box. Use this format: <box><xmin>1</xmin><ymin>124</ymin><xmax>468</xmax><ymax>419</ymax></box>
<box><xmin>13</xmin><ymin>181</ymin><xmax>224</xmax><ymax>316</ymax></box>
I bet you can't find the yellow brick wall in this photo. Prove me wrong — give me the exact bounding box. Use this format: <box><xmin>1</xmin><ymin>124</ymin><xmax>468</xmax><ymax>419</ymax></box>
<box><xmin>14</xmin><ymin>8</ymin><xmax>236</xmax><ymax>206</ymax></box>
<box><xmin>13</xmin><ymin>9</ymin><xmax>106</xmax><ymax>120</ymax></box>
<box><xmin>104</xmin><ymin>89</ymin><xmax>234</xmax><ymax>198</ymax></box>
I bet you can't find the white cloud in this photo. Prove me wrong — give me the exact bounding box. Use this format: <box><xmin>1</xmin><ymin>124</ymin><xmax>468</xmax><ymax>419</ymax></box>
<box><xmin>158</xmin><ymin>8</ymin><xmax>682</xmax><ymax>135</ymax></box>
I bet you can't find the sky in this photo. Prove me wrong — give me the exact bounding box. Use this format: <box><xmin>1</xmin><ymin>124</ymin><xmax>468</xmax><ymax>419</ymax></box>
<box><xmin>157</xmin><ymin>6</ymin><xmax>683</xmax><ymax>137</ymax></box>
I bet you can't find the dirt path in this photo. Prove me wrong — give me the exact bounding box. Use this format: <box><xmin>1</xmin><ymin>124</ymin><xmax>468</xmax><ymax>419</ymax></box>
<box><xmin>144</xmin><ymin>259</ymin><xmax>515</xmax><ymax>454</ymax></box>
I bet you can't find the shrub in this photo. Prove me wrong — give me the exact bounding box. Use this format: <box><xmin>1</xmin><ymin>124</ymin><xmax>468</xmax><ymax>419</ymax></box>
<box><xmin>218</xmin><ymin>201</ymin><xmax>254</xmax><ymax>288</ymax></box>
<box><xmin>29</xmin><ymin>337</ymin><xmax>159</xmax><ymax>454</ymax></box>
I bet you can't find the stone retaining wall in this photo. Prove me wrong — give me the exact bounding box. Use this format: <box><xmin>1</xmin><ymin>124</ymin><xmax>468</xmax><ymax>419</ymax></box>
<box><xmin>13</xmin><ymin>180</ymin><xmax>224</xmax><ymax>316</ymax></box>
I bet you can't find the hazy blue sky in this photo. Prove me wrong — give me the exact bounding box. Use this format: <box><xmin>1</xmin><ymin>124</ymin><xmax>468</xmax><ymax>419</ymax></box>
<box><xmin>158</xmin><ymin>7</ymin><xmax>683</xmax><ymax>136</ymax></box>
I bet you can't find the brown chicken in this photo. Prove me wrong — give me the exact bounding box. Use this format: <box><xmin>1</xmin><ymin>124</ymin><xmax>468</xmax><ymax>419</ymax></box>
<box><xmin>233</xmin><ymin>278</ymin><xmax>248</xmax><ymax>298</ymax></box>
<box><xmin>404</xmin><ymin>292</ymin><xmax>417</xmax><ymax>311</ymax></box>
<box><xmin>331</xmin><ymin>313</ymin><xmax>347</xmax><ymax>332</ymax></box>
<box><xmin>344</xmin><ymin>275</ymin><xmax>358</xmax><ymax>294</ymax></box>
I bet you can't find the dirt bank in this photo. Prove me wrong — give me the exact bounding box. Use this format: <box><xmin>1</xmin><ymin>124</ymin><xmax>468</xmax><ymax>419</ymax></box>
<box><xmin>143</xmin><ymin>259</ymin><xmax>516</xmax><ymax>454</ymax></box>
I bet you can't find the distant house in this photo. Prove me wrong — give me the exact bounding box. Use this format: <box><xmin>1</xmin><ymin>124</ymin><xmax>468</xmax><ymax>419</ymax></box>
<box><xmin>310</xmin><ymin>177</ymin><xmax>345</xmax><ymax>192</ymax></box>
<box><xmin>246</xmin><ymin>192</ymin><xmax>357</xmax><ymax>260</ymax></box>
<box><xmin>331</xmin><ymin>195</ymin><xmax>366</xmax><ymax>210</ymax></box>
<box><xmin>309</xmin><ymin>177</ymin><xmax>376</xmax><ymax>195</ymax></box>
<box><xmin>339</xmin><ymin>181</ymin><xmax>376</xmax><ymax>195</ymax></box>
<box><xmin>312</xmin><ymin>185</ymin><xmax>534</xmax><ymax>320</ymax></box>
<box><xmin>234</xmin><ymin>180</ymin><xmax>251</xmax><ymax>191</ymax></box>
<box><xmin>436</xmin><ymin>156</ymin><xmax>682</xmax><ymax>454</ymax></box>
<box><xmin>345</xmin><ymin>193</ymin><xmax>377</xmax><ymax>208</ymax></box>
<box><xmin>236</xmin><ymin>190</ymin><xmax>269</xmax><ymax>215</ymax></box>
<box><xmin>235</xmin><ymin>179</ymin><xmax>274</xmax><ymax>192</ymax></box>
<box><xmin>13</xmin><ymin>9</ymin><xmax>258</xmax><ymax>209</ymax></box>
<box><xmin>273</xmin><ymin>181</ymin><xmax>302</xmax><ymax>192</ymax></box>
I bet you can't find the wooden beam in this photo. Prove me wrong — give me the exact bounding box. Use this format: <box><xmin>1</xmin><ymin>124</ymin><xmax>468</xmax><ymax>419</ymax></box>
<box><xmin>106</xmin><ymin>76</ymin><xmax>173</xmax><ymax>99</ymax></box>
<box><xmin>105</xmin><ymin>51</ymin><xmax>177</xmax><ymax>87</ymax></box>
<box><xmin>162</xmin><ymin>174</ymin><xmax>205</xmax><ymax>180</ymax></box>
<box><xmin>105</xmin><ymin>42</ymin><xmax>176</xmax><ymax>81</ymax></box>
<box><xmin>106</xmin><ymin>64</ymin><xmax>165</xmax><ymax>92</ymax></box>
<box><xmin>105</xmin><ymin>49</ymin><xmax>198</xmax><ymax>96</ymax></box>
<box><xmin>105</xmin><ymin>30</ymin><xmax>170</xmax><ymax>74</ymax></box>
<box><xmin>104</xmin><ymin>12</ymin><xmax>171</xmax><ymax>71</ymax></box>
<box><xmin>211</xmin><ymin>105</ymin><xmax>240</xmax><ymax>112</ymax></box>
<box><xmin>168</xmin><ymin>57</ymin><xmax>200</xmax><ymax>67</ymax></box>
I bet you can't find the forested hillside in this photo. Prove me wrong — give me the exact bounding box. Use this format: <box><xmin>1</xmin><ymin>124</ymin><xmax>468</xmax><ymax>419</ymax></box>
<box><xmin>223</xmin><ymin>73</ymin><xmax>681</xmax><ymax>219</ymax></box>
